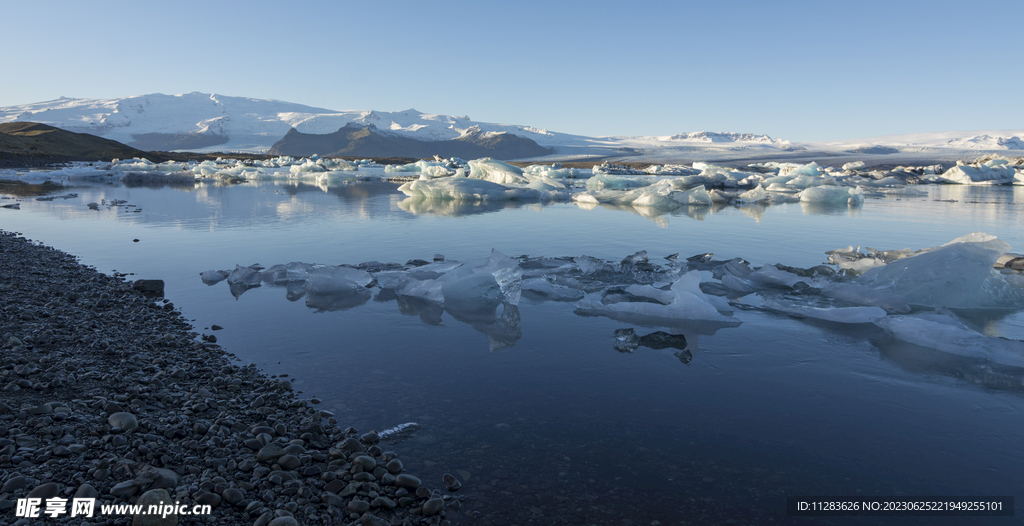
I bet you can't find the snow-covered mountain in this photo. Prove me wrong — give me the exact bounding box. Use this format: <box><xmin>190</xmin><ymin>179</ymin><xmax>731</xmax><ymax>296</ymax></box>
<box><xmin>2</xmin><ymin>92</ymin><xmax>1022</xmax><ymax>163</ymax></box>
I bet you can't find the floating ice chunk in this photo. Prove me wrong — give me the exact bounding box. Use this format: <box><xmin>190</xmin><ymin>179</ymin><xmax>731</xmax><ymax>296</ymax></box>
<box><xmin>386</xmin><ymin>160</ymin><xmax>448</xmax><ymax>173</ymax></box>
<box><xmin>856</xmin><ymin>233</ymin><xmax>1024</xmax><ymax>309</ymax></box>
<box><xmin>737</xmin><ymin>185</ymin><xmax>768</xmax><ymax>202</ymax></box>
<box><xmin>304</xmin><ymin>265</ymin><xmax>373</xmax><ymax>293</ymax></box>
<box><xmin>397</xmin><ymin>278</ymin><xmax>444</xmax><ymax>302</ymax></box>
<box><xmin>747</xmin><ymin>264</ymin><xmax>809</xmax><ymax>289</ymax></box>
<box><xmin>875</xmin><ymin>313</ymin><xmax>1024</xmax><ymax>367</ymax></box>
<box><xmin>585</xmin><ymin>173</ymin><xmax>654</xmax><ymax>190</ymax></box>
<box><xmin>398</xmin><ymin>178</ymin><xmax>539</xmax><ymax>201</ymax></box>
<box><xmin>407</xmin><ymin>260</ymin><xmax>464</xmax><ymax>280</ymax></box>
<box><xmin>521</xmin><ymin>278</ymin><xmax>585</xmax><ymax>301</ymax></box>
<box><xmin>644</xmin><ymin>164</ymin><xmax>701</xmax><ymax>176</ymax></box>
<box><xmin>574</xmin><ymin>255</ymin><xmax>614</xmax><ymax>275</ymax></box>
<box><xmin>200</xmin><ymin>270</ymin><xmax>229</xmax><ymax>285</ymax></box>
<box><xmin>779</xmin><ymin>162</ymin><xmax>825</xmax><ymax>177</ymax></box>
<box><xmin>721</xmin><ymin>274</ymin><xmax>757</xmax><ymax>293</ymax></box>
<box><xmin>623</xmin><ymin>284</ymin><xmax>675</xmax><ymax>305</ymax></box>
<box><xmin>289</xmin><ymin>159</ymin><xmax>327</xmax><ymax>174</ymax></box>
<box><xmin>523</xmin><ymin>164</ymin><xmax>586</xmax><ymax>179</ymax></box>
<box><xmin>315</xmin><ymin>171</ymin><xmax>357</xmax><ymax>186</ymax></box>
<box><xmin>441</xmin><ymin>272</ymin><xmax>503</xmax><ymax>311</ymax></box>
<box><xmin>475</xmin><ymin>249</ymin><xmax>523</xmax><ymax>305</ymax></box>
<box><xmin>764</xmin><ymin>299</ymin><xmax>887</xmax><ymax>323</ymax></box>
<box><xmin>421</xmin><ymin>165</ymin><xmax>454</xmax><ymax>178</ymax></box>
<box><xmin>467</xmin><ymin>158</ymin><xmax>529</xmax><ymax>185</ymax></box>
<box><xmin>261</xmin><ymin>262</ymin><xmax>314</xmax><ymax>284</ymax></box>
<box><xmin>819</xmin><ymin>282</ymin><xmax>911</xmax><ymax>313</ymax></box>
<box><xmin>798</xmin><ymin>186</ymin><xmax>863</xmax><ymax>204</ymax></box>
<box><xmin>712</xmin><ymin>258</ymin><xmax>752</xmax><ymax>279</ymax></box>
<box><xmin>574</xmin><ymin>271</ymin><xmax>740</xmax><ymax>327</ymax></box>
<box><xmin>934</xmin><ymin>163</ymin><xmax>1016</xmax><ymax>185</ymax></box>
<box><xmin>675</xmin><ymin>185</ymin><xmax>713</xmax><ymax>205</ymax></box>
<box><xmin>227</xmin><ymin>265</ymin><xmax>262</xmax><ymax>287</ymax></box>
<box><xmin>375</xmin><ymin>270</ymin><xmax>411</xmax><ymax>290</ymax></box>
<box><xmin>842</xmin><ymin>161</ymin><xmax>866</xmax><ymax>171</ymax></box>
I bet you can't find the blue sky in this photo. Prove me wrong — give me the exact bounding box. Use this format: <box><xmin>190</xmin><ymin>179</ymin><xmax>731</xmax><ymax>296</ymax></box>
<box><xmin>2</xmin><ymin>0</ymin><xmax>1021</xmax><ymax>141</ymax></box>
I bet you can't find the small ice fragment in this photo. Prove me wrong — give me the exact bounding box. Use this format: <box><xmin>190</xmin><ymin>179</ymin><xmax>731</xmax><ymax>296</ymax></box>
<box><xmin>227</xmin><ymin>265</ymin><xmax>262</xmax><ymax>287</ymax></box>
<box><xmin>200</xmin><ymin>270</ymin><xmax>229</xmax><ymax>285</ymax></box>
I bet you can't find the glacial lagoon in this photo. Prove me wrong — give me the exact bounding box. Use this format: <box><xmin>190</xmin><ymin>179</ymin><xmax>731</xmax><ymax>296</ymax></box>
<box><xmin>3</xmin><ymin>168</ymin><xmax>1024</xmax><ymax>525</ymax></box>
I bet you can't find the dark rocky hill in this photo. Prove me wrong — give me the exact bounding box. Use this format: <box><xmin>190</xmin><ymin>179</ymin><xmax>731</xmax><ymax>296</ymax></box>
<box><xmin>268</xmin><ymin>123</ymin><xmax>552</xmax><ymax>160</ymax></box>
<box><xmin>0</xmin><ymin>122</ymin><xmax>158</xmax><ymax>166</ymax></box>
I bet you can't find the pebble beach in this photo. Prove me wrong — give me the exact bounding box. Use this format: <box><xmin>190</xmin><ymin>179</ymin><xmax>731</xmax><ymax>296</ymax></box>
<box><xmin>0</xmin><ymin>230</ymin><xmax>456</xmax><ymax>526</ymax></box>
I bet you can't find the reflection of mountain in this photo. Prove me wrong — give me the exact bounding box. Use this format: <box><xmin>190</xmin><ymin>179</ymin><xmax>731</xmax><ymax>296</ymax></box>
<box><xmin>269</xmin><ymin>123</ymin><xmax>552</xmax><ymax>160</ymax></box>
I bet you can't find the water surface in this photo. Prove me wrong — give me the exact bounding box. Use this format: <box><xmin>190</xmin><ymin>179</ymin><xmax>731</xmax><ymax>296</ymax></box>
<box><xmin>3</xmin><ymin>175</ymin><xmax>1024</xmax><ymax>525</ymax></box>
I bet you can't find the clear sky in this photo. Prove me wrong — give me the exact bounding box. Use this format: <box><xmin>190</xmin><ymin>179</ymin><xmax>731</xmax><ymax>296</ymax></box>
<box><xmin>2</xmin><ymin>0</ymin><xmax>1021</xmax><ymax>142</ymax></box>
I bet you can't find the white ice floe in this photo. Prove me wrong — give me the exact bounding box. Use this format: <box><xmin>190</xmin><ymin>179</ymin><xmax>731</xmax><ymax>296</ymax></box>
<box><xmin>856</xmin><ymin>233</ymin><xmax>1024</xmax><ymax>309</ymax></box>
<box><xmin>575</xmin><ymin>271</ymin><xmax>740</xmax><ymax>327</ymax></box>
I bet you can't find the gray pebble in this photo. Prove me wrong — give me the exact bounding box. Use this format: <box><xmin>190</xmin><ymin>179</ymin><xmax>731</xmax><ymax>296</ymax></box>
<box><xmin>133</xmin><ymin>489</ymin><xmax>178</xmax><ymax>526</ymax></box>
<box><xmin>26</xmin><ymin>482</ymin><xmax>59</xmax><ymax>499</ymax></box>
<box><xmin>394</xmin><ymin>474</ymin><xmax>421</xmax><ymax>488</ymax></box>
<box><xmin>108</xmin><ymin>412</ymin><xmax>139</xmax><ymax>432</ymax></box>
<box><xmin>347</xmin><ymin>499</ymin><xmax>370</xmax><ymax>513</ymax></box>
<box><xmin>422</xmin><ymin>497</ymin><xmax>445</xmax><ymax>516</ymax></box>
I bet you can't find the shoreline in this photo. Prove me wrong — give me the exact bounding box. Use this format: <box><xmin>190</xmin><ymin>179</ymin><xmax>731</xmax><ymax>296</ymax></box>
<box><xmin>0</xmin><ymin>230</ymin><xmax>456</xmax><ymax>525</ymax></box>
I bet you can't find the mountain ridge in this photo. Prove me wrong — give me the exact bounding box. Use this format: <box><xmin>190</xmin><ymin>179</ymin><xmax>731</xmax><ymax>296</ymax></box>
<box><xmin>3</xmin><ymin>93</ymin><xmax>1024</xmax><ymax>163</ymax></box>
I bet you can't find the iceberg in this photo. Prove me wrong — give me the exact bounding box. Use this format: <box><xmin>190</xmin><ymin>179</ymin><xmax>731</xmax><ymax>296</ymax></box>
<box><xmin>856</xmin><ymin>233</ymin><xmax>1024</xmax><ymax>309</ymax></box>
<box><xmin>932</xmin><ymin>160</ymin><xmax>1016</xmax><ymax>185</ymax></box>
<box><xmin>467</xmin><ymin>158</ymin><xmax>529</xmax><ymax>185</ymax></box>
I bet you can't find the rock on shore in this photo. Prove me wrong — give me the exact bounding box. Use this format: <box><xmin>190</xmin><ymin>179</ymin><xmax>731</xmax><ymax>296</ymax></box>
<box><xmin>0</xmin><ymin>230</ymin><xmax>452</xmax><ymax>525</ymax></box>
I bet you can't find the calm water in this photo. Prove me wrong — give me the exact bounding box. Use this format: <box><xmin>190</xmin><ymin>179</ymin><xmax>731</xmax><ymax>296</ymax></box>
<box><xmin>3</xmin><ymin>173</ymin><xmax>1024</xmax><ymax>525</ymax></box>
